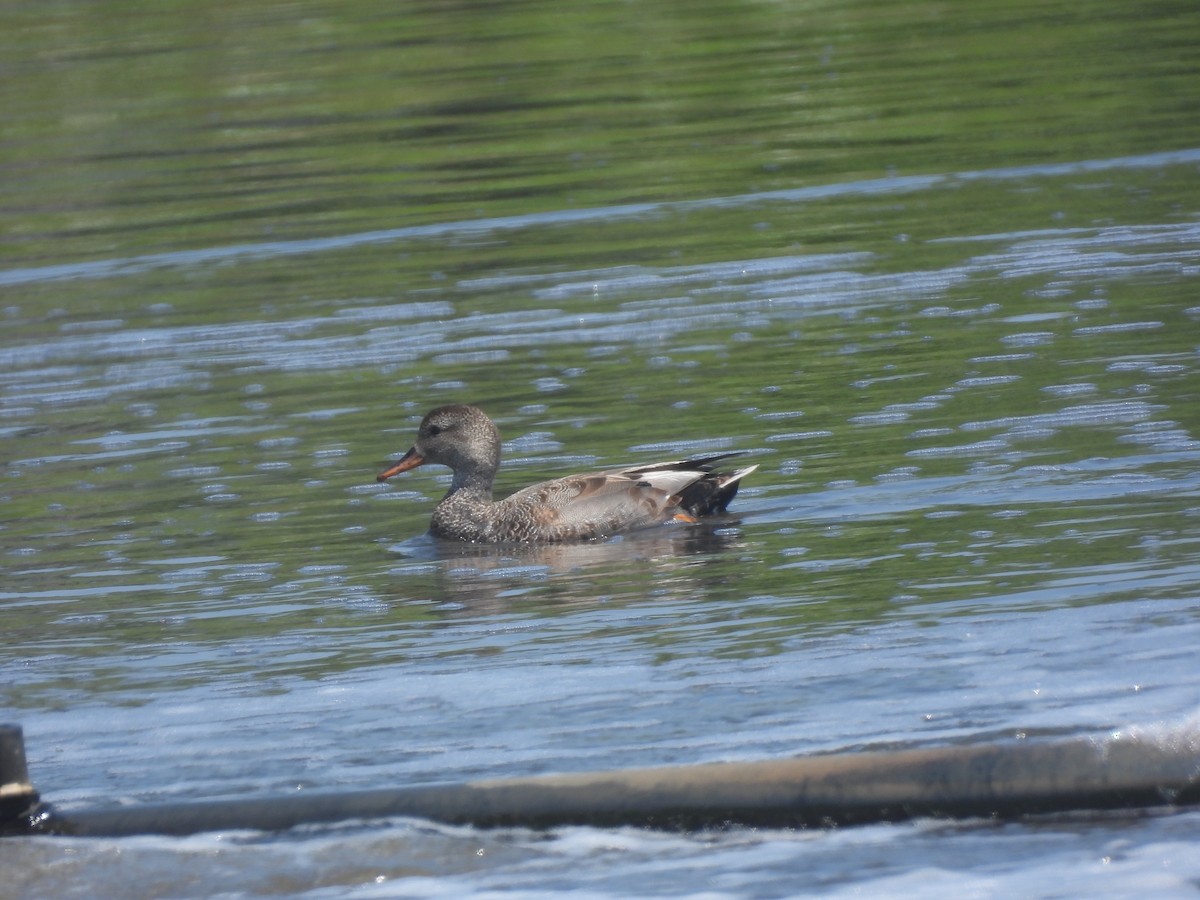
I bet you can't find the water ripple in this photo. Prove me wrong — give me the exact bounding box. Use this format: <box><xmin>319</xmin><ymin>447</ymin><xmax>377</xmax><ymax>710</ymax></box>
<box><xmin>4</xmin><ymin>148</ymin><xmax>1197</xmax><ymax>287</ymax></box>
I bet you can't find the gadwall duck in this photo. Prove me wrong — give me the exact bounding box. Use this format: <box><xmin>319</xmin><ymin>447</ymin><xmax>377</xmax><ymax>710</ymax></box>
<box><xmin>376</xmin><ymin>404</ymin><xmax>757</xmax><ymax>543</ymax></box>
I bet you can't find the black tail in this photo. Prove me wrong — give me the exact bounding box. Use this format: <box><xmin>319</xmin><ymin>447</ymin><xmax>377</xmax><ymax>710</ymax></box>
<box><xmin>676</xmin><ymin>459</ymin><xmax>758</xmax><ymax>517</ymax></box>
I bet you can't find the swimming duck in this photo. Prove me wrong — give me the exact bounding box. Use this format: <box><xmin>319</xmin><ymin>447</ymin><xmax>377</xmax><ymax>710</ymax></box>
<box><xmin>376</xmin><ymin>404</ymin><xmax>756</xmax><ymax>543</ymax></box>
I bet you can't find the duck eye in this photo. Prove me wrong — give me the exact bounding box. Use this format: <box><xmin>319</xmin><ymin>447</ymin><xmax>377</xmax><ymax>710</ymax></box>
<box><xmin>426</xmin><ymin>424</ymin><xmax>443</xmax><ymax>437</ymax></box>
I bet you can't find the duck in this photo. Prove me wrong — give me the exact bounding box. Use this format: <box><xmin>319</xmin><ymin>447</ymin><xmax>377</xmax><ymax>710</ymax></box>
<box><xmin>376</xmin><ymin>404</ymin><xmax>757</xmax><ymax>543</ymax></box>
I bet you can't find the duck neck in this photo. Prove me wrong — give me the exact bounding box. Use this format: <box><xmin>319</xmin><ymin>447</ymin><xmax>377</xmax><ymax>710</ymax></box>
<box><xmin>446</xmin><ymin>466</ymin><xmax>495</xmax><ymax>501</ymax></box>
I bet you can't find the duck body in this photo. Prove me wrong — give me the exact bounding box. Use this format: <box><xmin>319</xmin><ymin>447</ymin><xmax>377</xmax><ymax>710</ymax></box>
<box><xmin>377</xmin><ymin>404</ymin><xmax>756</xmax><ymax>544</ymax></box>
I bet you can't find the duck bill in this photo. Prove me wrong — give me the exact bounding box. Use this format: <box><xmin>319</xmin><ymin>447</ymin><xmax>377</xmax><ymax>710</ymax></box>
<box><xmin>376</xmin><ymin>447</ymin><xmax>424</xmax><ymax>482</ymax></box>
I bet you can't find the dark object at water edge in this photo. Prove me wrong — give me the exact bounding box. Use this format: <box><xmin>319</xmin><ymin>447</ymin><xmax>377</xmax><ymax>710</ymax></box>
<box><xmin>3</xmin><ymin>723</ymin><xmax>1197</xmax><ymax>838</ymax></box>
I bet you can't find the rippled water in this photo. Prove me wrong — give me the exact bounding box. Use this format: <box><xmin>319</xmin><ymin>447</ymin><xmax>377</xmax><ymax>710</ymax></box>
<box><xmin>3</xmin><ymin>1</ymin><xmax>1200</xmax><ymax>897</ymax></box>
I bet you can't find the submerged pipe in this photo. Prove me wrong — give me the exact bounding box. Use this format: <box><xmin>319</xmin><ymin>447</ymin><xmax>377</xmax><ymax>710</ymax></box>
<box><xmin>3</xmin><ymin>723</ymin><xmax>1199</xmax><ymax>837</ymax></box>
<box><xmin>0</xmin><ymin>725</ymin><xmax>38</xmax><ymax>832</ymax></box>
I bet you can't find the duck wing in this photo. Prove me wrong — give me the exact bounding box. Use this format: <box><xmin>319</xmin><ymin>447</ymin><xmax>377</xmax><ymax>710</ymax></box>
<box><xmin>497</xmin><ymin>453</ymin><xmax>756</xmax><ymax>540</ymax></box>
<box><xmin>613</xmin><ymin>453</ymin><xmax>758</xmax><ymax>516</ymax></box>
<box><xmin>499</xmin><ymin>470</ymin><xmax>680</xmax><ymax>540</ymax></box>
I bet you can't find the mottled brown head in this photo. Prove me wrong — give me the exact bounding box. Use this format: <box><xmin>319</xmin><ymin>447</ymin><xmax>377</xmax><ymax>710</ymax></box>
<box><xmin>377</xmin><ymin>404</ymin><xmax>502</xmax><ymax>487</ymax></box>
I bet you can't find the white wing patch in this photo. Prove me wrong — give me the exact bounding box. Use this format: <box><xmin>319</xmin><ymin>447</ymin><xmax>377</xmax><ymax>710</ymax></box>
<box><xmin>631</xmin><ymin>468</ymin><xmax>706</xmax><ymax>496</ymax></box>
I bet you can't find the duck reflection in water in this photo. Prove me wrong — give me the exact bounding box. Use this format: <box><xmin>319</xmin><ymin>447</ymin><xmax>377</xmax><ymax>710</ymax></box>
<box><xmin>385</xmin><ymin>521</ymin><xmax>752</xmax><ymax>616</ymax></box>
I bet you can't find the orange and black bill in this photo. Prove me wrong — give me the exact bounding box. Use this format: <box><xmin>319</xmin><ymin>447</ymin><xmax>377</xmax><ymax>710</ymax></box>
<box><xmin>376</xmin><ymin>447</ymin><xmax>425</xmax><ymax>482</ymax></box>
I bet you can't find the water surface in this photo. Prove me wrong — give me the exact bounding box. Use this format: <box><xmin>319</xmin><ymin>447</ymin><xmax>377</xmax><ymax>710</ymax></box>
<box><xmin>3</xmin><ymin>1</ymin><xmax>1200</xmax><ymax>897</ymax></box>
